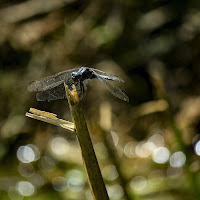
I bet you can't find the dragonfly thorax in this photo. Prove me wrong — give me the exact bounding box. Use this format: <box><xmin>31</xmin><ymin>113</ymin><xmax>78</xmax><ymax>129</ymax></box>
<box><xmin>71</xmin><ymin>67</ymin><xmax>95</xmax><ymax>82</ymax></box>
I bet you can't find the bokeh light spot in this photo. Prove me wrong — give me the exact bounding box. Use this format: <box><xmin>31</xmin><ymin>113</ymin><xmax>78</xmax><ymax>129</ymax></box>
<box><xmin>17</xmin><ymin>146</ymin><xmax>35</xmax><ymax>163</ymax></box>
<box><xmin>17</xmin><ymin>181</ymin><xmax>35</xmax><ymax>196</ymax></box>
<box><xmin>94</xmin><ymin>142</ymin><xmax>108</xmax><ymax>160</ymax></box>
<box><xmin>30</xmin><ymin>173</ymin><xmax>45</xmax><ymax>188</ymax></box>
<box><xmin>107</xmin><ymin>184</ymin><xmax>124</xmax><ymax>199</ymax></box>
<box><xmin>51</xmin><ymin>137</ymin><xmax>69</xmax><ymax>156</ymax></box>
<box><xmin>52</xmin><ymin>176</ymin><xmax>67</xmax><ymax>192</ymax></box>
<box><xmin>66</xmin><ymin>170</ymin><xmax>85</xmax><ymax>192</ymax></box>
<box><xmin>18</xmin><ymin>163</ymin><xmax>35</xmax><ymax>177</ymax></box>
<box><xmin>135</xmin><ymin>142</ymin><xmax>156</xmax><ymax>158</ymax></box>
<box><xmin>194</xmin><ymin>141</ymin><xmax>200</xmax><ymax>156</ymax></box>
<box><xmin>39</xmin><ymin>156</ymin><xmax>56</xmax><ymax>171</ymax></box>
<box><xmin>170</xmin><ymin>151</ymin><xmax>186</xmax><ymax>168</ymax></box>
<box><xmin>85</xmin><ymin>189</ymin><xmax>93</xmax><ymax>200</ymax></box>
<box><xmin>8</xmin><ymin>187</ymin><xmax>23</xmax><ymax>200</ymax></box>
<box><xmin>148</xmin><ymin>132</ymin><xmax>165</xmax><ymax>147</ymax></box>
<box><xmin>17</xmin><ymin>144</ymin><xmax>40</xmax><ymax>164</ymax></box>
<box><xmin>124</xmin><ymin>141</ymin><xmax>137</xmax><ymax>158</ymax></box>
<box><xmin>110</xmin><ymin>131</ymin><xmax>119</xmax><ymax>146</ymax></box>
<box><xmin>102</xmin><ymin>165</ymin><xmax>119</xmax><ymax>181</ymax></box>
<box><xmin>27</xmin><ymin>144</ymin><xmax>40</xmax><ymax>161</ymax></box>
<box><xmin>130</xmin><ymin>176</ymin><xmax>147</xmax><ymax>192</ymax></box>
<box><xmin>152</xmin><ymin>147</ymin><xmax>170</xmax><ymax>164</ymax></box>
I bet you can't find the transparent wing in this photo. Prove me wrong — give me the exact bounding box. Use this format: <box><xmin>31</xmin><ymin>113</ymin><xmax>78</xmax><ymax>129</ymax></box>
<box><xmin>91</xmin><ymin>68</ymin><xmax>124</xmax><ymax>82</ymax></box>
<box><xmin>36</xmin><ymin>81</ymin><xmax>83</xmax><ymax>102</ymax></box>
<box><xmin>36</xmin><ymin>83</ymin><xmax>66</xmax><ymax>101</ymax></box>
<box><xmin>94</xmin><ymin>72</ymin><xmax>129</xmax><ymax>102</ymax></box>
<box><xmin>27</xmin><ymin>68</ymin><xmax>79</xmax><ymax>92</ymax></box>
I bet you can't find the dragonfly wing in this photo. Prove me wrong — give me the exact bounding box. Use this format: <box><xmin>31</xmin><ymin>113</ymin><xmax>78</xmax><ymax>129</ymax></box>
<box><xmin>36</xmin><ymin>81</ymin><xmax>83</xmax><ymax>102</ymax></box>
<box><xmin>91</xmin><ymin>68</ymin><xmax>124</xmax><ymax>82</ymax></box>
<box><xmin>27</xmin><ymin>68</ymin><xmax>79</xmax><ymax>92</ymax></box>
<box><xmin>94</xmin><ymin>73</ymin><xmax>129</xmax><ymax>102</ymax></box>
<box><xmin>36</xmin><ymin>83</ymin><xmax>66</xmax><ymax>101</ymax></box>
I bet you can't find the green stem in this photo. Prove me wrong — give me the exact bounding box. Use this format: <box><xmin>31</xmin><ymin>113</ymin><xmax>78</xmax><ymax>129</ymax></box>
<box><xmin>65</xmin><ymin>84</ymin><xmax>109</xmax><ymax>200</ymax></box>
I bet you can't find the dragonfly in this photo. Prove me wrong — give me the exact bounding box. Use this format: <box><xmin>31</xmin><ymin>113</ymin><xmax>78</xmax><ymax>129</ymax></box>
<box><xmin>27</xmin><ymin>67</ymin><xmax>129</xmax><ymax>102</ymax></box>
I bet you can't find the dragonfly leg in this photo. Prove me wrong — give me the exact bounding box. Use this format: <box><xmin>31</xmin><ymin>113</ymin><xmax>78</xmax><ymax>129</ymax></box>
<box><xmin>79</xmin><ymin>81</ymin><xmax>84</xmax><ymax>100</ymax></box>
<box><xmin>71</xmin><ymin>81</ymin><xmax>84</xmax><ymax>100</ymax></box>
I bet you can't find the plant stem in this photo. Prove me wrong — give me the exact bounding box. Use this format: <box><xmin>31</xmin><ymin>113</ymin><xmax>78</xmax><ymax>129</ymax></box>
<box><xmin>65</xmin><ymin>83</ymin><xmax>109</xmax><ymax>200</ymax></box>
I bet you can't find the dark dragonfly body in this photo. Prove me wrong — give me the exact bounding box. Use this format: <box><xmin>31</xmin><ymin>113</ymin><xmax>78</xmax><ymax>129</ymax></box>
<box><xmin>28</xmin><ymin>67</ymin><xmax>129</xmax><ymax>102</ymax></box>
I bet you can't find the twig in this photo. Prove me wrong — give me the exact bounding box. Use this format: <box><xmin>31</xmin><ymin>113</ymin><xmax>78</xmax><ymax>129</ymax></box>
<box><xmin>25</xmin><ymin>107</ymin><xmax>75</xmax><ymax>132</ymax></box>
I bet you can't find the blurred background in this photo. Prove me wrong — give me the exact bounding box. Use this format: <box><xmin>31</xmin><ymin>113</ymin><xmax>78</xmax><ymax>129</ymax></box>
<box><xmin>1</xmin><ymin>0</ymin><xmax>200</xmax><ymax>199</ymax></box>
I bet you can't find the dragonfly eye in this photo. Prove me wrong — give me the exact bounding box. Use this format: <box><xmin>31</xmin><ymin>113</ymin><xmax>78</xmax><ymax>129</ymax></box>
<box><xmin>71</xmin><ymin>72</ymin><xmax>80</xmax><ymax>81</ymax></box>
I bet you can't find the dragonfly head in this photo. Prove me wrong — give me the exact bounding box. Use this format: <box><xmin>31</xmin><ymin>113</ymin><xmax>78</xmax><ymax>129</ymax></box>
<box><xmin>71</xmin><ymin>72</ymin><xmax>81</xmax><ymax>81</ymax></box>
